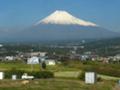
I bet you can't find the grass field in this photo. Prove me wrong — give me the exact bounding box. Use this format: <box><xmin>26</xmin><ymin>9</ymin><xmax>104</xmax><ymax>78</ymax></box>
<box><xmin>55</xmin><ymin>71</ymin><xmax>120</xmax><ymax>80</ymax></box>
<box><xmin>0</xmin><ymin>63</ymin><xmax>80</xmax><ymax>72</ymax></box>
<box><xmin>0</xmin><ymin>62</ymin><xmax>119</xmax><ymax>90</ymax></box>
<box><xmin>0</xmin><ymin>63</ymin><xmax>40</xmax><ymax>71</ymax></box>
<box><xmin>55</xmin><ymin>71</ymin><xmax>81</xmax><ymax>78</ymax></box>
<box><xmin>0</xmin><ymin>62</ymin><xmax>120</xmax><ymax>80</ymax></box>
<box><xmin>0</xmin><ymin>79</ymin><xmax>116</xmax><ymax>90</ymax></box>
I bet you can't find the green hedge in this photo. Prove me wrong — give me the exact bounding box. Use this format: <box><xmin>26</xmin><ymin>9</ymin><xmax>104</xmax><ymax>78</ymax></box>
<box><xmin>29</xmin><ymin>71</ymin><xmax>54</xmax><ymax>79</ymax></box>
<box><xmin>4</xmin><ymin>69</ymin><xmax>54</xmax><ymax>79</ymax></box>
<box><xmin>78</xmin><ymin>71</ymin><xmax>85</xmax><ymax>81</ymax></box>
<box><xmin>5</xmin><ymin>69</ymin><xmax>25</xmax><ymax>79</ymax></box>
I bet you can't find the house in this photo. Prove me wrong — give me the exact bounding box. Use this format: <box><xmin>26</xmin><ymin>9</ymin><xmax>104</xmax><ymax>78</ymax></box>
<box><xmin>39</xmin><ymin>52</ymin><xmax>47</xmax><ymax>57</ymax></box>
<box><xmin>39</xmin><ymin>57</ymin><xmax>46</xmax><ymax>62</ymax></box>
<box><xmin>114</xmin><ymin>54</ymin><xmax>120</xmax><ymax>60</ymax></box>
<box><xmin>108</xmin><ymin>54</ymin><xmax>120</xmax><ymax>63</ymax></box>
<box><xmin>27</xmin><ymin>56</ymin><xmax>39</xmax><ymax>64</ymax></box>
<box><xmin>5</xmin><ymin>56</ymin><xmax>14</xmax><ymax>61</ymax></box>
<box><xmin>30</xmin><ymin>52</ymin><xmax>47</xmax><ymax>57</ymax></box>
<box><xmin>45</xmin><ymin>59</ymin><xmax>56</xmax><ymax>65</ymax></box>
<box><xmin>0</xmin><ymin>44</ymin><xmax>3</xmax><ymax>47</ymax></box>
<box><xmin>80</xmin><ymin>55</ymin><xmax>89</xmax><ymax>61</ymax></box>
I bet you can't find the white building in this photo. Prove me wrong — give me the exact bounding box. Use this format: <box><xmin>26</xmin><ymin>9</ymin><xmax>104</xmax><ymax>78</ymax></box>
<box><xmin>0</xmin><ymin>44</ymin><xmax>3</xmax><ymax>47</ymax></box>
<box><xmin>0</xmin><ymin>72</ymin><xmax>4</xmax><ymax>80</ymax></box>
<box><xmin>45</xmin><ymin>60</ymin><xmax>56</xmax><ymax>65</ymax></box>
<box><xmin>27</xmin><ymin>56</ymin><xmax>39</xmax><ymax>64</ymax></box>
<box><xmin>12</xmin><ymin>75</ymin><xmax>17</xmax><ymax>80</ymax></box>
<box><xmin>85</xmin><ymin>72</ymin><xmax>96</xmax><ymax>84</ymax></box>
<box><xmin>114</xmin><ymin>54</ymin><xmax>120</xmax><ymax>60</ymax></box>
<box><xmin>39</xmin><ymin>57</ymin><xmax>46</xmax><ymax>62</ymax></box>
<box><xmin>5</xmin><ymin>56</ymin><xmax>14</xmax><ymax>61</ymax></box>
<box><xmin>40</xmin><ymin>52</ymin><xmax>47</xmax><ymax>57</ymax></box>
<box><xmin>30</xmin><ymin>52</ymin><xmax>47</xmax><ymax>57</ymax></box>
<box><xmin>81</xmin><ymin>55</ymin><xmax>89</xmax><ymax>61</ymax></box>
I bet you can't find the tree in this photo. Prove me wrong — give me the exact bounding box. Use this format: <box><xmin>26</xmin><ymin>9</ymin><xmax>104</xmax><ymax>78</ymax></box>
<box><xmin>41</xmin><ymin>61</ymin><xmax>46</xmax><ymax>70</ymax></box>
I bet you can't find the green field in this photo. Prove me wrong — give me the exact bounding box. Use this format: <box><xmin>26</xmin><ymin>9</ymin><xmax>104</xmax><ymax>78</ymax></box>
<box><xmin>0</xmin><ymin>63</ymin><xmax>40</xmax><ymax>71</ymax></box>
<box><xmin>0</xmin><ymin>62</ymin><xmax>80</xmax><ymax>72</ymax></box>
<box><xmin>0</xmin><ymin>61</ymin><xmax>119</xmax><ymax>90</ymax></box>
<box><xmin>0</xmin><ymin>79</ymin><xmax>117</xmax><ymax>90</ymax></box>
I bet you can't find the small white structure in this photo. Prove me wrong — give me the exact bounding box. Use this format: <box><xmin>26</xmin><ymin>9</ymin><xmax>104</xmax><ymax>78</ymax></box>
<box><xmin>40</xmin><ymin>52</ymin><xmax>47</xmax><ymax>57</ymax></box>
<box><xmin>0</xmin><ymin>44</ymin><xmax>3</xmax><ymax>47</ymax></box>
<box><xmin>27</xmin><ymin>56</ymin><xmax>39</xmax><ymax>64</ymax></box>
<box><xmin>30</xmin><ymin>52</ymin><xmax>47</xmax><ymax>57</ymax></box>
<box><xmin>5</xmin><ymin>56</ymin><xmax>14</xmax><ymax>61</ymax></box>
<box><xmin>39</xmin><ymin>57</ymin><xmax>46</xmax><ymax>62</ymax></box>
<box><xmin>45</xmin><ymin>60</ymin><xmax>56</xmax><ymax>65</ymax></box>
<box><xmin>81</xmin><ymin>55</ymin><xmax>89</xmax><ymax>61</ymax></box>
<box><xmin>12</xmin><ymin>75</ymin><xmax>17</xmax><ymax>80</ymax></box>
<box><xmin>21</xmin><ymin>73</ymin><xmax>34</xmax><ymax>80</ymax></box>
<box><xmin>85</xmin><ymin>72</ymin><xmax>96</xmax><ymax>84</ymax></box>
<box><xmin>0</xmin><ymin>72</ymin><xmax>4</xmax><ymax>80</ymax></box>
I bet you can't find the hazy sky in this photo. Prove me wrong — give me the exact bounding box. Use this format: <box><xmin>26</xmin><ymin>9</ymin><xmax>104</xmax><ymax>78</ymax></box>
<box><xmin>0</xmin><ymin>0</ymin><xmax>120</xmax><ymax>32</ymax></box>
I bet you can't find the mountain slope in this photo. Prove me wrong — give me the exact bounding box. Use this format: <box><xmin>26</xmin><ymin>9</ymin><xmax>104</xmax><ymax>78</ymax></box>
<box><xmin>18</xmin><ymin>24</ymin><xmax>118</xmax><ymax>42</ymax></box>
<box><xmin>0</xmin><ymin>10</ymin><xmax>119</xmax><ymax>42</ymax></box>
<box><xmin>18</xmin><ymin>10</ymin><xmax>118</xmax><ymax>41</ymax></box>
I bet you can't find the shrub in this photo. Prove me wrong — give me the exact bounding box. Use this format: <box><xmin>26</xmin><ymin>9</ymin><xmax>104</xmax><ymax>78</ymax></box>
<box><xmin>4</xmin><ymin>68</ymin><xmax>54</xmax><ymax>79</ymax></box>
<box><xmin>4</xmin><ymin>68</ymin><xmax>25</xmax><ymax>79</ymax></box>
<box><xmin>78</xmin><ymin>71</ymin><xmax>85</xmax><ymax>81</ymax></box>
<box><xmin>41</xmin><ymin>61</ymin><xmax>46</xmax><ymax>70</ymax></box>
<box><xmin>97</xmin><ymin>77</ymin><xmax>103</xmax><ymax>82</ymax></box>
<box><xmin>29</xmin><ymin>71</ymin><xmax>54</xmax><ymax>79</ymax></box>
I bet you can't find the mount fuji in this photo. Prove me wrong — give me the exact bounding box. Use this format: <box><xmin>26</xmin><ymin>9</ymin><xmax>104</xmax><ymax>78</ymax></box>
<box><xmin>1</xmin><ymin>10</ymin><xmax>119</xmax><ymax>42</ymax></box>
<box><xmin>35</xmin><ymin>10</ymin><xmax>97</xmax><ymax>27</ymax></box>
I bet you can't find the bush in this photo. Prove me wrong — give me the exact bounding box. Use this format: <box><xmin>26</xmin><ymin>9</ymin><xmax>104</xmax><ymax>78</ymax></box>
<box><xmin>5</xmin><ymin>68</ymin><xmax>25</xmax><ymax>79</ymax></box>
<box><xmin>41</xmin><ymin>61</ymin><xmax>46</xmax><ymax>70</ymax></box>
<box><xmin>78</xmin><ymin>71</ymin><xmax>85</xmax><ymax>81</ymax></box>
<box><xmin>30</xmin><ymin>71</ymin><xmax>54</xmax><ymax>79</ymax></box>
<box><xmin>97</xmin><ymin>77</ymin><xmax>103</xmax><ymax>82</ymax></box>
<box><xmin>4</xmin><ymin>68</ymin><xmax>54</xmax><ymax>79</ymax></box>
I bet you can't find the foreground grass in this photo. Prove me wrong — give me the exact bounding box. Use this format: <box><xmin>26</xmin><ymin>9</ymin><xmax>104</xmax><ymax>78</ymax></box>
<box><xmin>0</xmin><ymin>79</ymin><xmax>116</xmax><ymax>90</ymax></box>
<box><xmin>0</xmin><ymin>62</ymin><xmax>120</xmax><ymax>80</ymax></box>
<box><xmin>98</xmin><ymin>74</ymin><xmax>120</xmax><ymax>80</ymax></box>
<box><xmin>0</xmin><ymin>63</ymin><xmax>80</xmax><ymax>72</ymax></box>
<box><xmin>0</xmin><ymin>62</ymin><xmax>119</xmax><ymax>90</ymax></box>
<box><xmin>0</xmin><ymin>63</ymin><xmax>40</xmax><ymax>71</ymax></box>
<box><xmin>55</xmin><ymin>71</ymin><xmax>120</xmax><ymax>81</ymax></box>
<box><xmin>55</xmin><ymin>71</ymin><xmax>81</xmax><ymax>78</ymax></box>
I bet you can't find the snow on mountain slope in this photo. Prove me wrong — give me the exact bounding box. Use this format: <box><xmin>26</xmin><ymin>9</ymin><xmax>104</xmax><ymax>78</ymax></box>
<box><xmin>35</xmin><ymin>10</ymin><xmax>97</xmax><ymax>27</ymax></box>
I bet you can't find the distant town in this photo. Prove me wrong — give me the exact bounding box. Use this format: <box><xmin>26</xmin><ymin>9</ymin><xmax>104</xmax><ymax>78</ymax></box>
<box><xmin>0</xmin><ymin>38</ymin><xmax>120</xmax><ymax>65</ymax></box>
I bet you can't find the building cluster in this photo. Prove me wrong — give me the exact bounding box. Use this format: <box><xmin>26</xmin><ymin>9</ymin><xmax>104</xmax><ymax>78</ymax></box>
<box><xmin>68</xmin><ymin>50</ymin><xmax>120</xmax><ymax>63</ymax></box>
<box><xmin>0</xmin><ymin>51</ymin><xmax>56</xmax><ymax>65</ymax></box>
<box><xmin>0</xmin><ymin>43</ymin><xmax>120</xmax><ymax>64</ymax></box>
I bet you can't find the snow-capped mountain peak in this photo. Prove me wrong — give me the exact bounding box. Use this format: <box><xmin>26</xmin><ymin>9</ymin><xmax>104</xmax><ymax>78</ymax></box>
<box><xmin>35</xmin><ymin>10</ymin><xmax>97</xmax><ymax>27</ymax></box>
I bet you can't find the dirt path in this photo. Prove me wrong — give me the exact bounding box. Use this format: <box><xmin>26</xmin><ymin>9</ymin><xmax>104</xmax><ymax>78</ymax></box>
<box><xmin>113</xmin><ymin>85</ymin><xmax>120</xmax><ymax>90</ymax></box>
